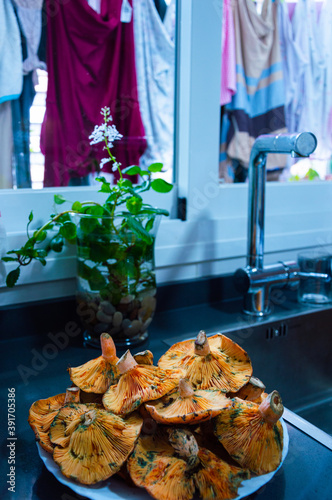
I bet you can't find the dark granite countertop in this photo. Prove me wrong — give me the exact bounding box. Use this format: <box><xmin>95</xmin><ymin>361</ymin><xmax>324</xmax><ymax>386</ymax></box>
<box><xmin>1</xmin><ymin>283</ymin><xmax>332</xmax><ymax>500</ymax></box>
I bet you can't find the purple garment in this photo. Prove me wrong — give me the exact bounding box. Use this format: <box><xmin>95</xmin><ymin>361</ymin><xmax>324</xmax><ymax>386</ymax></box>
<box><xmin>41</xmin><ymin>0</ymin><xmax>146</xmax><ymax>187</ymax></box>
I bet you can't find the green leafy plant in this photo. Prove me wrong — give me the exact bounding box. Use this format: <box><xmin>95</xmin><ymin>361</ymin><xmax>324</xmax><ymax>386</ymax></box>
<box><xmin>2</xmin><ymin>107</ymin><xmax>172</xmax><ymax>290</ymax></box>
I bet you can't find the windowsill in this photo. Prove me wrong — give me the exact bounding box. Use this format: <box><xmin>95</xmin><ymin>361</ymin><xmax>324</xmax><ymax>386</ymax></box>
<box><xmin>1</xmin><ymin>181</ymin><xmax>332</xmax><ymax>306</ymax></box>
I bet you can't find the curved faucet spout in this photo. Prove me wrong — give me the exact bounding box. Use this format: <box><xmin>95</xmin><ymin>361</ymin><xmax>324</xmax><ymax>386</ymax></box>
<box><xmin>235</xmin><ymin>132</ymin><xmax>317</xmax><ymax>316</ymax></box>
<box><xmin>247</xmin><ymin>133</ymin><xmax>317</xmax><ymax>270</ymax></box>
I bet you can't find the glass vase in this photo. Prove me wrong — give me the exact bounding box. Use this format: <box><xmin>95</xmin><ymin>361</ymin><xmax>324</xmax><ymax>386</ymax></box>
<box><xmin>72</xmin><ymin>213</ymin><xmax>160</xmax><ymax>348</ymax></box>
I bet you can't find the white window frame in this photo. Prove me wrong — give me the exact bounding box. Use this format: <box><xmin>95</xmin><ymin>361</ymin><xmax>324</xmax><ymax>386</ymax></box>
<box><xmin>1</xmin><ymin>0</ymin><xmax>332</xmax><ymax>307</ymax></box>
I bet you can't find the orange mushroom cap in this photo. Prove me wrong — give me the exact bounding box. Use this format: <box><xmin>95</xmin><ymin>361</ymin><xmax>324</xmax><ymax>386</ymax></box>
<box><xmin>50</xmin><ymin>403</ymin><xmax>143</xmax><ymax>484</ymax></box>
<box><xmin>28</xmin><ymin>387</ymin><xmax>80</xmax><ymax>453</ymax></box>
<box><xmin>214</xmin><ymin>390</ymin><xmax>284</xmax><ymax>475</ymax></box>
<box><xmin>68</xmin><ymin>333</ymin><xmax>119</xmax><ymax>393</ymax></box>
<box><xmin>127</xmin><ymin>427</ymin><xmax>249</xmax><ymax>500</ymax></box>
<box><xmin>229</xmin><ymin>376</ymin><xmax>267</xmax><ymax>403</ymax></box>
<box><xmin>145</xmin><ymin>378</ymin><xmax>232</xmax><ymax>425</ymax></box>
<box><xmin>158</xmin><ymin>331</ymin><xmax>252</xmax><ymax>392</ymax></box>
<box><xmin>133</xmin><ymin>349</ymin><xmax>154</xmax><ymax>365</ymax></box>
<box><xmin>102</xmin><ymin>350</ymin><xmax>184</xmax><ymax>416</ymax></box>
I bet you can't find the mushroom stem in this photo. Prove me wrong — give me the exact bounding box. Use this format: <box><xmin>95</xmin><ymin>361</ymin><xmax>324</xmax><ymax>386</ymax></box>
<box><xmin>179</xmin><ymin>378</ymin><xmax>195</xmax><ymax>398</ymax></box>
<box><xmin>64</xmin><ymin>387</ymin><xmax>80</xmax><ymax>404</ymax></box>
<box><xmin>168</xmin><ymin>429</ymin><xmax>200</xmax><ymax>470</ymax></box>
<box><xmin>258</xmin><ymin>390</ymin><xmax>284</xmax><ymax>424</ymax></box>
<box><xmin>101</xmin><ymin>333</ymin><xmax>117</xmax><ymax>363</ymax></box>
<box><xmin>194</xmin><ymin>331</ymin><xmax>211</xmax><ymax>356</ymax></box>
<box><xmin>236</xmin><ymin>376</ymin><xmax>266</xmax><ymax>401</ymax></box>
<box><xmin>82</xmin><ymin>409</ymin><xmax>97</xmax><ymax>426</ymax></box>
<box><xmin>117</xmin><ymin>350</ymin><xmax>138</xmax><ymax>375</ymax></box>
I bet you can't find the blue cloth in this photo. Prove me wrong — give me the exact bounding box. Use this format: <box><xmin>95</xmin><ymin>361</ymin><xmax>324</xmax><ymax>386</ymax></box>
<box><xmin>11</xmin><ymin>71</ymin><xmax>34</xmax><ymax>188</ymax></box>
<box><xmin>0</xmin><ymin>0</ymin><xmax>23</xmax><ymax>103</ymax></box>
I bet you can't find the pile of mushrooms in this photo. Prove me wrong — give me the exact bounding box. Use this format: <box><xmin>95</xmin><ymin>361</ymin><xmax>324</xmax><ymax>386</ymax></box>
<box><xmin>28</xmin><ymin>331</ymin><xmax>285</xmax><ymax>499</ymax></box>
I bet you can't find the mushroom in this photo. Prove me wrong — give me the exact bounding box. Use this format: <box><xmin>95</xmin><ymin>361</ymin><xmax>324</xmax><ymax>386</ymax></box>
<box><xmin>228</xmin><ymin>376</ymin><xmax>268</xmax><ymax>403</ymax></box>
<box><xmin>102</xmin><ymin>350</ymin><xmax>184</xmax><ymax>416</ymax></box>
<box><xmin>214</xmin><ymin>390</ymin><xmax>284</xmax><ymax>475</ymax></box>
<box><xmin>133</xmin><ymin>349</ymin><xmax>154</xmax><ymax>365</ymax></box>
<box><xmin>145</xmin><ymin>378</ymin><xmax>232</xmax><ymax>425</ymax></box>
<box><xmin>49</xmin><ymin>403</ymin><xmax>143</xmax><ymax>484</ymax></box>
<box><xmin>158</xmin><ymin>331</ymin><xmax>252</xmax><ymax>392</ymax></box>
<box><xmin>68</xmin><ymin>333</ymin><xmax>119</xmax><ymax>394</ymax></box>
<box><xmin>28</xmin><ymin>387</ymin><xmax>80</xmax><ymax>453</ymax></box>
<box><xmin>127</xmin><ymin>427</ymin><xmax>249</xmax><ymax>500</ymax></box>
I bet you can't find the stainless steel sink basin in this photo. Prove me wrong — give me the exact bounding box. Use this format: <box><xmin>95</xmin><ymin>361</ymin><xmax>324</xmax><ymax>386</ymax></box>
<box><xmin>164</xmin><ymin>302</ymin><xmax>332</xmax><ymax>437</ymax></box>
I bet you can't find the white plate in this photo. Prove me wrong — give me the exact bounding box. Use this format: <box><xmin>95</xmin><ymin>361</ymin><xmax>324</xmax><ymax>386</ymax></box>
<box><xmin>37</xmin><ymin>418</ymin><xmax>289</xmax><ymax>500</ymax></box>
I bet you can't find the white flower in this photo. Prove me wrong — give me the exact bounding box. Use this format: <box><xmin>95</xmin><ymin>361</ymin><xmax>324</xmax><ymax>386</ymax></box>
<box><xmin>100</xmin><ymin>157</ymin><xmax>112</xmax><ymax>169</ymax></box>
<box><xmin>105</xmin><ymin>124</ymin><xmax>123</xmax><ymax>145</ymax></box>
<box><xmin>89</xmin><ymin>124</ymin><xmax>106</xmax><ymax>145</ymax></box>
<box><xmin>101</xmin><ymin>106</ymin><xmax>112</xmax><ymax>121</ymax></box>
<box><xmin>89</xmin><ymin>122</ymin><xmax>123</xmax><ymax>148</ymax></box>
<box><xmin>112</xmin><ymin>161</ymin><xmax>121</xmax><ymax>172</ymax></box>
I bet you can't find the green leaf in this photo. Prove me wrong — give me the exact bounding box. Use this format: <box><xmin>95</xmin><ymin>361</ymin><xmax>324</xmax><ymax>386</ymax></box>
<box><xmin>88</xmin><ymin>267</ymin><xmax>107</xmax><ymax>291</ymax></box>
<box><xmin>72</xmin><ymin>201</ymin><xmax>83</xmax><ymax>212</ymax></box>
<box><xmin>78</xmin><ymin>260</ymin><xmax>92</xmax><ymax>280</ymax></box>
<box><xmin>306</xmin><ymin>168</ymin><xmax>320</xmax><ymax>181</ymax></box>
<box><xmin>24</xmin><ymin>238</ymin><xmax>36</xmax><ymax>249</ymax></box>
<box><xmin>60</xmin><ymin>221</ymin><xmax>77</xmax><ymax>240</ymax></box>
<box><xmin>33</xmin><ymin>230</ymin><xmax>47</xmax><ymax>242</ymax></box>
<box><xmin>89</xmin><ymin>240</ymin><xmax>117</xmax><ymax>263</ymax></box>
<box><xmin>36</xmin><ymin>249</ymin><xmax>48</xmax><ymax>258</ymax></box>
<box><xmin>136</xmin><ymin>180</ymin><xmax>150</xmax><ymax>193</ymax></box>
<box><xmin>140</xmin><ymin>207</ymin><xmax>169</xmax><ymax>216</ymax></box>
<box><xmin>120</xmin><ymin>179</ymin><xmax>133</xmax><ymax>188</ymax></box>
<box><xmin>28</xmin><ymin>211</ymin><xmax>34</xmax><ymax>223</ymax></box>
<box><xmin>122</xmin><ymin>165</ymin><xmax>141</xmax><ymax>176</ymax></box>
<box><xmin>126</xmin><ymin>217</ymin><xmax>153</xmax><ymax>244</ymax></box>
<box><xmin>54</xmin><ymin>194</ymin><xmax>66</xmax><ymax>205</ymax></box>
<box><xmin>99</xmin><ymin>183</ymin><xmax>112</xmax><ymax>194</ymax></box>
<box><xmin>49</xmin><ymin>234</ymin><xmax>64</xmax><ymax>253</ymax></box>
<box><xmin>148</xmin><ymin>162</ymin><xmax>163</xmax><ymax>173</ymax></box>
<box><xmin>6</xmin><ymin>267</ymin><xmax>20</xmax><ymax>288</ymax></box>
<box><xmin>86</xmin><ymin>205</ymin><xmax>104</xmax><ymax>217</ymax></box>
<box><xmin>55</xmin><ymin>213</ymin><xmax>71</xmax><ymax>224</ymax></box>
<box><xmin>36</xmin><ymin>257</ymin><xmax>47</xmax><ymax>266</ymax></box>
<box><xmin>1</xmin><ymin>256</ymin><xmax>18</xmax><ymax>263</ymax></box>
<box><xmin>150</xmin><ymin>178</ymin><xmax>173</xmax><ymax>193</ymax></box>
<box><xmin>145</xmin><ymin>217</ymin><xmax>155</xmax><ymax>232</ymax></box>
<box><xmin>79</xmin><ymin>217</ymin><xmax>98</xmax><ymax>235</ymax></box>
<box><xmin>126</xmin><ymin>196</ymin><xmax>143</xmax><ymax>215</ymax></box>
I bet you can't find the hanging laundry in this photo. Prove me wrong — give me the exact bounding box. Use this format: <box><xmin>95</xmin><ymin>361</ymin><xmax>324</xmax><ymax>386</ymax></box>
<box><xmin>0</xmin><ymin>101</ymin><xmax>14</xmax><ymax>189</ymax></box>
<box><xmin>292</xmin><ymin>0</ymin><xmax>325</xmax><ymax>152</ymax></box>
<box><xmin>220</xmin><ymin>0</ymin><xmax>287</xmax><ymax>183</ymax></box>
<box><xmin>12</xmin><ymin>0</ymin><xmax>46</xmax><ymax>75</ymax></box>
<box><xmin>11</xmin><ymin>71</ymin><xmax>35</xmax><ymax>189</ymax></box>
<box><xmin>278</xmin><ymin>0</ymin><xmax>305</xmax><ymax>136</ymax></box>
<box><xmin>154</xmin><ymin>0</ymin><xmax>167</xmax><ymax>21</ymax></box>
<box><xmin>163</xmin><ymin>0</ymin><xmax>176</xmax><ymax>43</ymax></box>
<box><xmin>0</xmin><ymin>0</ymin><xmax>23</xmax><ymax>104</ymax></box>
<box><xmin>319</xmin><ymin>0</ymin><xmax>332</xmax><ymax>159</ymax></box>
<box><xmin>133</xmin><ymin>0</ymin><xmax>175</xmax><ymax>176</ymax></box>
<box><xmin>41</xmin><ymin>0</ymin><xmax>146</xmax><ymax>187</ymax></box>
<box><xmin>220</xmin><ymin>0</ymin><xmax>236</xmax><ymax>107</ymax></box>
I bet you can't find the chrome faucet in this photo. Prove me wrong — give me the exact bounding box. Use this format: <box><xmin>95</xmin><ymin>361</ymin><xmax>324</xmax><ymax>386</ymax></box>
<box><xmin>234</xmin><ymin>132</ymin><xmax>317</xmax><ymax>316</ymax></box>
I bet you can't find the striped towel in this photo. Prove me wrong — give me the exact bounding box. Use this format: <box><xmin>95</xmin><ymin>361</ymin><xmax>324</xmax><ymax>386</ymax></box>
<box><xmin>220</xmin><ymin>0</ymin><xmax>287</xmax><ymax>182</ymax></box>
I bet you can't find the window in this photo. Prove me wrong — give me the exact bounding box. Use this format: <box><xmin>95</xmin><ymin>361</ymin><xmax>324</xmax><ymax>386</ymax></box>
<box><xmin>1</xmin><ymin>0</ymin><xmax>332</xmax><ymax>308</ymax></box>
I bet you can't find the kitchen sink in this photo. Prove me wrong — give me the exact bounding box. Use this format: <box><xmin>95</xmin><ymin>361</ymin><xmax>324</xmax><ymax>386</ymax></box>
<box><xmin>164</xmin><ymin>300</ymin><xmax>332</xmax><ymax>438</ymax></box>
